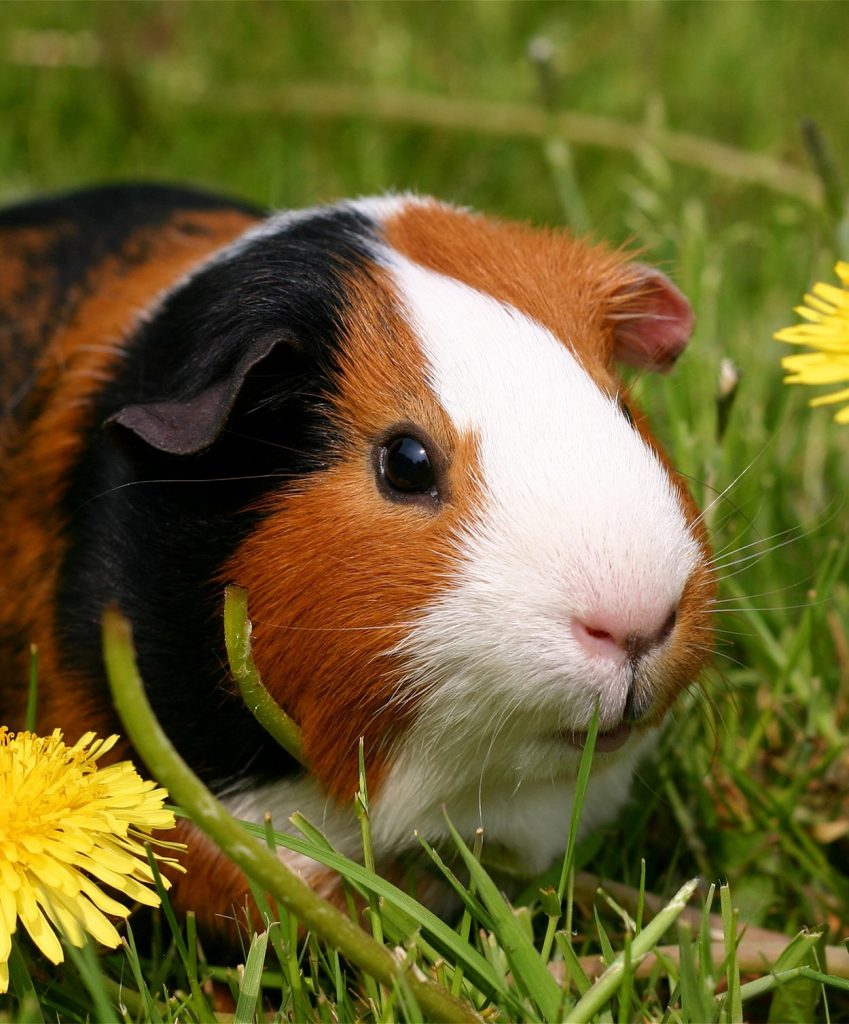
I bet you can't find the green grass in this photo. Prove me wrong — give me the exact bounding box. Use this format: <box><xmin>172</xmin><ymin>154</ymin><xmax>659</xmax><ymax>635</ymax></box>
<box><xmin>2</xmin><ymin>1</ymin><xmax>849</xmax><ymax>1020</ymax></box>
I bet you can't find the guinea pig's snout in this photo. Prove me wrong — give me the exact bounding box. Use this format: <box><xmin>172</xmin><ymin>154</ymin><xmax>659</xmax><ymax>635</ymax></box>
<box><xmin>571</xmin><ymin>605</ymin><xmax>678</xmax><ymax>665</ymax></box>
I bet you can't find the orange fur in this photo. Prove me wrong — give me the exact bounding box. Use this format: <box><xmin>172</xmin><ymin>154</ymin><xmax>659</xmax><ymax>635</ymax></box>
<box><xmin>384</xmin><ymin>202</ymin><xmax>715</xmax><ymax>719</ymax></box>
<box><xmin>0</xmin><ymin>224</ymin><xmax>70</xmax><ymax>428</ymax></box>
<box><xmin>0</xmin><ymin>209</ymin><xmax>260</xmax><ymax>739</ymax></box>
<box><xmin>220</xmin><ymin>267</ymin><xmax>484</xmax><ymax>800</ymax></box>
<box><xmin>0</xmin><ymin>197</ymin><xmax>714</xmax><ymax>935</ymax></box>
<box><xmin>384</xmin><ymin>203</ymin><xmax>636</xmax><ymax>385</ymax></box>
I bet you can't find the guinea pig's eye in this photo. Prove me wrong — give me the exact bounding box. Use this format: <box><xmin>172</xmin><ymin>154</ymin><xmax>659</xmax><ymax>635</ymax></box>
<box><xmin>619</xmin><ymin>399</ymin><xmax>635</xmax><ymax>427</ymax></box>
<box><xmin>379</xmin><ymin>435</ymin><xmax>436</xmax><ymax>496</ymax></box>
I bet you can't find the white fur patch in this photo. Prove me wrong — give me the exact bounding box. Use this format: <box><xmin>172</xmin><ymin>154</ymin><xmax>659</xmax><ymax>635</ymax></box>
<box><xmin>363</xmin><ymin>256</ymin><xmax>702</xmax><ymax>863</ymax></box>
<box><xmin>212</xmin><ymin>194</ymin><xmax>416</xmax><ymax>262</ymax></box>
<box><xmin>221</xmin><ymin>206</ymin><xmax>703</xmax><ymax>880</ymax></box>
<box><xmin>222</xmin><ymin>777</ymin><xmax>361</xmax><ymax>876</ymax></box>
<box><xmin>132</xmin><ymin>194</ymin><xmax>417</xmax><ymax>332</ymax></box>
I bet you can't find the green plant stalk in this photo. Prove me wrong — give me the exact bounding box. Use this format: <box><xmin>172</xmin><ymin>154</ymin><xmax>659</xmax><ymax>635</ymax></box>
<box><xmin>25</xmin><ymin>644</ymin><xmax>38</xmax><ymax>732</ymax></box>
<box><xmin>143</xmin><ymin>844</ymin><xmax>216</xmax><ymax>1022</ymax></box>
<box><xmin>102</xmin><ymin>606</ymin><xmax>481</xmax><ymax>1024</ymax></box>
<box><xmin>540</xmin><ymin>707</ymin><xmax>600</xmax><ymax>961</ymax></box>
<box><xmin>450</xmin><ymin>828</ymin><xmax>483</xmax><ymax>999</ymax></box>
<box><xmin>415</xmin><ymin>835</ymin><xmax>492</xmax><ymax>929</ymax></box>
<box><xmin>258</xmin><ymin>814</ymin><xmax>302</xmax><ymax>1009</ymax></box>
<box><xmin>243</xmin><ymin>817</ymin><xmax>506</xmax><ymax>1001</ymax></box>
<box><xmin>355</xmin><ymin>740</ymin><xmax>388</xmax><ymax>1021</ymax></box>
<box><xmin>167</xmin><ymin>80</ymin><xmax>821</xmax><ymax>203</ymax></box>
<box><xmin>720</xmin><ymin>883</ymin><xmax>742</xmax><ymax>1024</ymax></box>
<box><xmin>246</xmin><ymin>886</ymin><xmax>291</xmax><ymax>1014</ymax></box>
<box><xmin>542</xmin><ymin>133</ymin><xmax>591</xmax><ymax>235</ymax></box>
<box><xmin>727</xmin><ymin>965</ymin><xmax>849</xmax><ymax>1004</ymax></box>
<box><xmin>617</xmin><ymin>929</ymin><xmax>633</xmax><ymax>1024</ymax></box>
<box><xmin>290</xmin><ymin>812</ymin><xmax>363</xmax><ymax>941</ymax></box>
<box><xmin>567</xmin><ymin>877</ymin><xmax>699</xmax><ymax>1024</ymax></box>
<box><xmin>574</xmin><ymin>937</ymin><xmax>849</xmax><ymax>984</ymax></box>
<box><xmin>355</xmin><ymin>740</ymin><xmax>384</xmax><ymax>946</ymax></box>
<box><xmin>594</xmin><ymin>904</ymin><xmax>616</xmax><ymax>966</ymax></box>
<box><xmin>443</xmin><ymin>812</ymin><xmax>564</xmax><ymax>1022</ymax></box>
<box><xmin>800</xmin><ymin>119</ymin><xmax>845</xmax><ymax>228</ymax></box>
<box><xmin>555</xmin><ymin>932</ymin><xmax>591</xmax><ymax>997</ymax></box>
<box><xmin>289</xmin><ymin>912</ymin><xmax>312</xmax><ymax>1023</ymax></box>
<box><xmin>598</xmin><ymin>888</ymin><xmax>637</xmax><ymax>934</ymax></box>
<box><xmin>59</xmin><ymin>936</ymin><xmax>117</xmax><ymax>1024</ymax></box>
<box><xmin>7</xmin><ymin>939</ymin><xmax>44</xmax><ymax>1023</ymax></box>
<box><xmin>765</xmin><ymin>928</ymin><xmax>823</xmax><ymax>1024</ymax></box>
<box><xmin>699</xmin><ymin>883</ymin><xmax>717</xmax><ymax>994</ymax></box>
<box><xmin>677</xmin><ymin>923</ymin><xmax>711</xmax><ymax>1023</ymax></box>
<box><xmin>223</xmin><ymin>585</ymin><xmax>306</xmax><ymax>767</ymax></box>
<box><xmin>233</xmin><ymin>929</ymin><xmax>268</xmax><ymax>1024</ymax></box>
<box><xmin>799</xmin><ymin>968</ymin><xmax>849</xmax><ymax>994</ymax></box>
<box><xmin>185</xmin><ymin>913</ymin><xmax>202</xmax><ymax>1007</ymax></box>
<box><xmin>122</xmin><ymin>926</ymin><xmax>165</xmax><ymax>1024</ymax></box>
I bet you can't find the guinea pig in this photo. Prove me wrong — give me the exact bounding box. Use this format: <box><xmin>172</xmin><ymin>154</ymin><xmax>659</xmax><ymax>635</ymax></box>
<box><xmin>0</xmin><ymin>183</ymin><xmax>715</xmax><ymax>933</ymax></box>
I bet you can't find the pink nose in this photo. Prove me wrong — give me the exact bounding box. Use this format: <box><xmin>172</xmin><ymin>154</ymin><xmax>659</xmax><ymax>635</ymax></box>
<box><xmin>572</xmin><ymin>607</ymin><xmax>677</xmax><ymax>661</ymax></box>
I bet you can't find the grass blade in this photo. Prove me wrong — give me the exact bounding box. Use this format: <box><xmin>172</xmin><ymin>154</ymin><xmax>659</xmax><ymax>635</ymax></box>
<box><xmin>568</xmin><ymin>877</ymin><xmax>699</xmax><ymax>1024</ymax></box>
<box><xmin>541</xmin><ymin>706</ymin><xmax>601</xmax><ymax>960</ymax></box>
<box><xmin>767</xmin><ymin>930</ymin><xmax>824</xmax><ymax>1024</ymax></box>
<box><xmin>234</xmin><ymin>929</ymin><xmax>269</xmax><ymax>1024</ymax></box>
<box><xmin>442</xmin><ymin>811</ymin><xmax>563</xmax><ymax>1022</ymax></box>
<box><xmin>103</xmin><ymin>606</ymin><xmax>481</xmax><ymax>1024</ymax></box>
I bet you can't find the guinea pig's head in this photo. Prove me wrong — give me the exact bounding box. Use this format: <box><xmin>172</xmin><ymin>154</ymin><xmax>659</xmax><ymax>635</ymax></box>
<box><xmin>111</xmin><ymin>196</ymin><xmax>714</xmax><ymax>866</ymax></box>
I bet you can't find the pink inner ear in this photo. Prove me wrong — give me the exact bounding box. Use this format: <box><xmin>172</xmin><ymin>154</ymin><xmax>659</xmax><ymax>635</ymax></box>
<box><xmin>610</xmin><ymin>266</ymin><xmax>695</xmax><ymax>371</ymax></box>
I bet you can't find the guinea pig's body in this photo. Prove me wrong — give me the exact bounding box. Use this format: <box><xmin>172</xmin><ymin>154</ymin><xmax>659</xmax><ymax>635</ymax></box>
<box><xmin>0</xmin><ymin>184</ymin><xmax>714</xmax><ymax>930</ymax></box>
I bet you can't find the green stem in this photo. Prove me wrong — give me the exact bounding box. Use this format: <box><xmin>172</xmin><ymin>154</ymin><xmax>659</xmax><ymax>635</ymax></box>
<box><xmin>800</xmin><ymin>118</ymin><xmax>845</xmax><ymax>226</ymax></box>
<box><xmin>540</xmin><ymin>707</ymin><xmax>600</xmax><ymax>962</ymax></box>
<box><xmin>25</xmin><ymin>644</ymin><xmax>38</xmax><ymax>732</ymax></box>
<box><xmin>567</xmin><ymin>877</ymin><xmax>699</xmax><ymax>1024</ymax></box>
<box><xmin>102</xmin><ymin>605</ymin><xmax>480</xmax><ymax>1024</ymax></box>
<box><xmin>186</xmin><ymin>81</ymin><xmax>820</xmax><ymax>204</ymax></box>
<box><xmin>223</xmin><ymin>585</ymin><xmax>306</xmax><ymax>767</ymax></box>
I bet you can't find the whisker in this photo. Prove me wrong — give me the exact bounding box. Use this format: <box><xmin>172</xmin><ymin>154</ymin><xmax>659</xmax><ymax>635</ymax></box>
<box><xmin>710</xmin><ymin>526</ymin><xmax>811</xmax><ymax>569</ymax></box>
<box><xmin>677</xmin><ymin>468</ymin><xmax>762</xmax><ymax>540</ymax></box>
<box><xmin>709</xmin><ymin>574</ymin><xmax>821</xmax><ymax>603</ymax></box>
<box><xmin>711</xmin><ymin>519</ymin><xmax>803</xmax><ymax>562</ymax></box>
<box><xmin>251</xmin><ymin>620</ymin><xmax>409</xmax><ymax>634</ymax></box>
<box><xmin>690</xmin><ymin>438</ymin><xmax>776</xmax><ymax>529</ymax></box>
<box><xmin>476</xmin><ymin>695</ymin><xmax>525</xmax><ymax>825</ymax></box>
<box><xmin>705</xmin><ymin>600</ymin><xmax>822</xmax><ymax>614</ymax></box>
<box><xmin>714</xmin><ymin>539</ymin><xmax>815</xmax><ymax>582</ymax></box>
<box><xmin>74</xmin><ymin>471</ymin><xmax>300</xmax><ymax>511</ymax></box>
<box><xmin>686</xmin><ymin>641</ymin><xmax>747</xmax><ymax>670</ymax></box>
<box><xmin>692</xmin><ymin>668</ymin><xmax>738</xmax><ymax>754</ymax></box>
<box><xmin>708</xmin><ymin>580</ymin><xmax>817</xmax><ymax>604</ymax></box>
<box><xmin>690</xmin><ymin>624</ymin><xmax>757</xmax><ymax>639</ymax></box>
<box><xmin>710</xmin><ymin>498</ymin><xmax>841</xmax><ymax>570</ymax></box>
<box><xmin>224</xmin><ymin>428</ymin><xmax>323</xmax><ymax>456</ymax></box>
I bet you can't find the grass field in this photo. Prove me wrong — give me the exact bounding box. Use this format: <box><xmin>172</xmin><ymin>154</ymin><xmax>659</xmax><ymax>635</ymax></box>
<box><xmin>2</xmin><ymin>2</ymin><xmax>848</xmax><ymax>1021</ymax></box>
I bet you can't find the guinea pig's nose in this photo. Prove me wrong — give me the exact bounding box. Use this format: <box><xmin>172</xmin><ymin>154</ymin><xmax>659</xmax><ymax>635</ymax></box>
<box><xmin>571</xmin><ymin>607</ymin><xmax>677</xmax><ymax>662</ymax></box>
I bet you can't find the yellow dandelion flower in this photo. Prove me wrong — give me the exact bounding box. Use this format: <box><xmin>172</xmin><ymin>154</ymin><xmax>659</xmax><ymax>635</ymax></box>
<box><xmin>775</xmin><ymin>261</ymin><xmax>849</xmax><ymax>424</ymax></box>
<box><xmin>0</xmin><ymin>727</ymin><xmax>184</xmax><ymax>993</ymax></box>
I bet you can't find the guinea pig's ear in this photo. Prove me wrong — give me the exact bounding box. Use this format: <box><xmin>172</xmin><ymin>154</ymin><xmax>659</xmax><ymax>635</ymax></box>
<box><xmin>608</xmin><ymin>265</ymin><xmax>694</xmax><ymax>371</ymax></box>
<box><xmin>107</xmin><ymin>331</ymin><xmax>289</xmax><ymax>456</ymax></box>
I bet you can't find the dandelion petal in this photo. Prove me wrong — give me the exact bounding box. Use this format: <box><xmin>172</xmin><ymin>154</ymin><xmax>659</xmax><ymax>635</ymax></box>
<box><xmin>0</xmin><ymin>726</ymin><xmax>184</xmax><ymax>993</ymax></box>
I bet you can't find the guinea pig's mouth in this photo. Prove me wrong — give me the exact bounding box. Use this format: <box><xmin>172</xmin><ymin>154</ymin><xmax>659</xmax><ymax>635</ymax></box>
<box><xmin>559</xmin><ymin>723</ymin><xmax>633</xmax><ymax>754</ymax></box>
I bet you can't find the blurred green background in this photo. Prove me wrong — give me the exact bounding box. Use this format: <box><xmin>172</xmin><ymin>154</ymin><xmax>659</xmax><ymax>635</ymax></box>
<box><xmin>2</xmin><ymin>1</ymin><xmax>846</xmax><ymax>363</ymax></box>
<box><xmin>3</xmin><ymin>0</ymin><xmax>849</xmax><ymax>953</ymax></box>
<box><xmin>1</xmin><ymin>1</ymin><xmax>844</xmax><ymax>225</ymax></box>
<box><xmin>2</xmin><ymin>0</ymin><xmax>846</xmax><ymax>576</ymax></box>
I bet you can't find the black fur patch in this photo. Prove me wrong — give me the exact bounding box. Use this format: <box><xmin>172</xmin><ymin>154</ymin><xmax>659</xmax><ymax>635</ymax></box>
<box><xmin>0</xmin><ymin>183</ymin><xmax>264</xmax><ymax>430</ymax></box>
<box><xmin>0</xmin><ymin>180</ymin><xmax>261</xmax><ymax>248</ymax></box>
<box><xmin>56</xmin><ymin>205</ymin><xmax>381</xmax><ymax>789</ymax></box>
